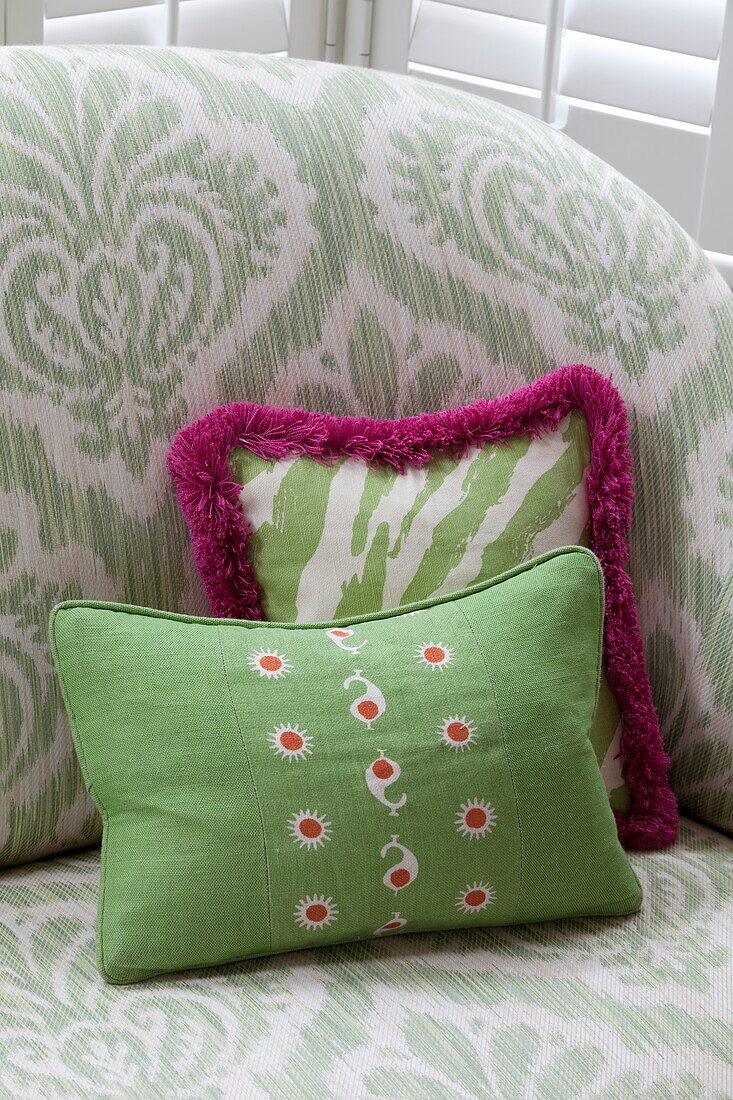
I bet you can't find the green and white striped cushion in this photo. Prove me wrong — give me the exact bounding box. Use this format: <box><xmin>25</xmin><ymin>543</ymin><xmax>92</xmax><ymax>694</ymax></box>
<box><xmin>233</xmin><ymin>413</ymin><xmax>590</xmax><ymax>620</ymax></box>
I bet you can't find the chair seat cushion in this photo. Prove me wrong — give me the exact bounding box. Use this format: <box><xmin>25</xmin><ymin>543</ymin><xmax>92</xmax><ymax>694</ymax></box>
<box><xmin>1</xmin><ymin>818</ymin><xmax>730</xmax><ymax>1095</ymax></box>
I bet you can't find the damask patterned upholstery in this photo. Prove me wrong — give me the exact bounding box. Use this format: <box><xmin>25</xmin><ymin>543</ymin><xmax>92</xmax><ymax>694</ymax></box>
<box><xmin>1</xmin><ymin>47</ymin><xmax>732</xmax><ymax>868</ymax></box>
<box><xmin>0</xmin><ymin>819</ymin><xmax>731</xmax><ymax>1096</ymax></box>
<box><xmin>0</xmin><ymin>43</ymin><xmax>732</xmax><ymax>1098</ymax></box>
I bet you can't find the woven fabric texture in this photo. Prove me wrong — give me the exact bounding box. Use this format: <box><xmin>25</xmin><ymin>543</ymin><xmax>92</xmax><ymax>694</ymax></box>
<box><xmin>1</xmin><ymin>46</ymin><xmax>732</xmax><ymax>869</ymax></box>
<box><xmin>0</xmin><ymin>817</ymin><xmax>729</xmax><ymax>1096</ymax></box>
<box><xmin>50</xmin><ymin>548</ymin><xmax>641</xmax><ymax>984</ymax></box>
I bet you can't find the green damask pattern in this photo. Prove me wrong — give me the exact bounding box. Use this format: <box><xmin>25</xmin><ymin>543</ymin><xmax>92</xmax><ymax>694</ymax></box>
<box><xmin>0</xmin><ymin>818</ymin><xmax>730</xmax><ymax>1096</ymax></box>
<box><xmin>1</xmin><ymin>46</ymin><xmax>732</xmax><ymax>871</ymax></box>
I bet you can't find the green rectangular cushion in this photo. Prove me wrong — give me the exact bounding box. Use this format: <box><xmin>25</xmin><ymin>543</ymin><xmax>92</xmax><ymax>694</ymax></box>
<box><xmin>50</xmin><ymin>547</ymin><xmax>642</xmax><ymax>984</ymax></box>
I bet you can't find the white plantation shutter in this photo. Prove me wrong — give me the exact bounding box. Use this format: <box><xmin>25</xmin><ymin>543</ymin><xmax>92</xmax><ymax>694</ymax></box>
<box><xmin>562</xmin><ymin>0</ymin><xmax>722</xmax><ymax>124</ymax></box>
<box><xmin>409</xmin><ymin>0</ymin><xmax>725</xmax><ymax>123</ymax></box>
<box><xmin>3</xmin><ymin>0</ymin><xmax>288</xmax><ymax>52</ymax></box>
<box><xmin>412</xmin><ymin>4</ymin><xmax>545</xmax><ymax>95</ymax></box>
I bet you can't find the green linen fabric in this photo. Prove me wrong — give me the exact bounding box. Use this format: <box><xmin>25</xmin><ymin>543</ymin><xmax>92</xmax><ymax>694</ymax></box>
<box><xmin>2</xmin><ymin>46</ymin><xmax>732</xmax><ymax>870</ymax></box>
<box><xmin>50</xmin><ymin>548</ymin><xmax>641</xmax><ymax>984</ymax></box>
<box><xmin>0</xmin><ymin>817</ymin><xmax>728</xmax><ymax>1096</ymax></box>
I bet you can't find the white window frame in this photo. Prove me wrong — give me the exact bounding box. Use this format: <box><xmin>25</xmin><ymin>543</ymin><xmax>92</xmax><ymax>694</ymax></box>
<box><xmin>699</xmin><ymin>0</ymin><xmax>733</xmax><ymax>260</ymax></box>
<box><xmin>3</xmin><ymin>0</ymin><xmax>44</xmax><ymax>42</ymax></box>
<box><xmin>3</xmin><ymin>0</ymin><xmax>284</xmax><ymax>49</ymax></box>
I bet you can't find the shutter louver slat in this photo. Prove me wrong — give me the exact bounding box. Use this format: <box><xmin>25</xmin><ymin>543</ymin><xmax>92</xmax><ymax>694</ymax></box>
<box><xmin>43</xmin><ymin>0</ymin><xmax>288</xmax><ymax>53</ymax></box>
<box><xmin>564</xmin><ymin>0</ymin><xmax>726</xmax><ymax>61</ymax></box>
<box><xmin>560</xmin><ymin>31</ymin><xmax>719</xmax><ymax>128</ymax></box>
<box><xmin>428</xmin><ymin>0</ymin><xmax>546</xmax><ymax>21</ymax></box>
<box><xmin>43</xmin><ymin>6</ymin><xmax>165</xmax><ymax>44</ymax></box>
<box><xmin>177</xmin><ymin>0</ymin><xmax>287</xmax><ymax>51</ymax></box>
<box><xmin>410</xmin><ymin>2</ymin><xmax>545</xmax><ymax>89</ymax></box>
<box><xmin>46</xmin><ymin>1</ymin><xmax>159</xmax><ymax>16</ymax></box>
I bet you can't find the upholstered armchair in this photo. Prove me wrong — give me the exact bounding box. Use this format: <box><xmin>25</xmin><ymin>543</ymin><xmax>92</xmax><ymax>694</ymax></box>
<box><xmin>1</xmin><ymin>46</ymin><xmax>731</xmax><ymax>1094</ymax></box>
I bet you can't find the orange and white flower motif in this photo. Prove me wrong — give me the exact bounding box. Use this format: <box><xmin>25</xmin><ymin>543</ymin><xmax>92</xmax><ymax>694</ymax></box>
<box><xmin>294</xmin><ymin>894</ymin><xmax>339</xmax><ymax>930</ymax></box>
<box><xmin>455</xmin><ymin>882</ymin><xmax>496</xmax><ymax>913</ymax></box>
<box><xmin>268</xmin><ymin>723</ymin><xmax>313</xmax><ymax>762</ymax></box>
<box><xmin>455</xmin><ymin>799</ymin><xmax>497</xmax><ymax>839</ymax></box>
<box><xmin>326</xmin><ymin>628</ymin><xmax>367</xmax><ymax>654</ymax></box>
<box><xmin>381</xmin><ymin>835</ymin><xmax>419</xmax><ymax>894</ymax></box>
<box><xmin>248</xmin><ymin>648</ymin><xmax>293</xmax><ymax>679</ymax></box>
<box><xmin>415</xmin><ymin>642</ymin><xmax>454</xmax><ymax>670</ymax></box>
<box><xmin>438</xmin><ymin>716</ymin><xmax>477</xmax><ymax>750</ymax></box>
<box><xmin>374</xmin><ymin>911</ymin><xmax>408</xmax><ymax>936</ymax></box>
<box><xmin>365</xmin><ymin>751</ymin><xmax>407</xmax><ymax>816</ymax></box>
<box><xmin>287</xmin><ymin>810</ymin><xmax>332</xmax><ymax>849</ymax></box>
<box><xmin>343</xmin><ymin>670</ymin><xmax>386</xmax><ymax>728</ymax></box>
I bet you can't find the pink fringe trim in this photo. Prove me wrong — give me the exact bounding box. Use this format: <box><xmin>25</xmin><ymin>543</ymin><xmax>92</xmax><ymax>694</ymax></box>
<box><xmin>167</xmin><ymin>364</ymin><xmax>677</xmax><ymax>850</ymax></box>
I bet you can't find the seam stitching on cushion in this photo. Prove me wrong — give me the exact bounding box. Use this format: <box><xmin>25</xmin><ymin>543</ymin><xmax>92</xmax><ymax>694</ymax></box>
<box><xmin>50</xmin><ymin>611</ymin><xmax>112</xmax><ymax>981</ymax></box>
<box><xmin>216</xmin><ymin>625</ymin><xmax>273</xmax><ymax>953</ymax></box>
<box><xmin>585</xmin><ymin>563</ymin><xmax>603</xmax><ymax>734</ymax></box>
<box><xmin>96</xmin><ymin>804</ymin><xmax>112</xmax><ymax>981</ymax></box>
<box><xmin>455</xmin><ymin>602</ymin><xmax>525</xmax><ymax>928</ymax></box>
